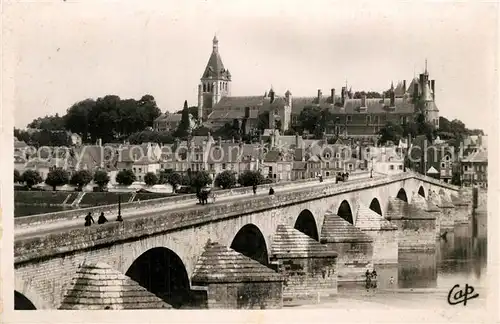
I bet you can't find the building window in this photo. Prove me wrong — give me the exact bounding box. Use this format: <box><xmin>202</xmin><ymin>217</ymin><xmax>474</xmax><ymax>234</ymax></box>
<box><xmin>464</xmin><ymin>165</ymin><xmax>468</xmax><ymax>171</ymax></box>
<box><xmin>347</xmin><ymin>115</ymin><xmax>352</xmax><ymax>123</ymax></box>
<box><xmin>133</xmin><ymin>168</ymin><xmax>136</xmax><ymax>172</ymax></box>
<box><xmin>366</xmin><ymin>115</ymin><xmax>371</xmax><ymax>125</ymax></box>
<box><xmin>138</xmin><ymin>168</ymin><xmax>142</xmax><ymax>173</ymax></box>
<box><xmin>389</xmin><ymin>165</ymin><xmax>394</xmax><ymax>170</ymax></box>
<box><xmin>398</xmin><ymin>165</ymin><xmax>403</xmax><ymax>170</ymax></box>
<box><xmin>222</xmin><ymin>163</ymin><xmax>226</xmax><ymax>170</ymax></box>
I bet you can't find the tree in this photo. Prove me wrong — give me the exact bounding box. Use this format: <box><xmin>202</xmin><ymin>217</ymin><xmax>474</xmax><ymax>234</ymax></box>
<box><xmin>191</xmin><ymin>126</ymin><xmax>211</xmax><ymax>137</ymax></box>
<box><xmin>451</xmin><ymin>172</ymin><xmax>462</xmax><ymax>186</ymax></box>
<box><xmin>378</xmin><ymin>122</ymin><xmax>404</xmax><ymax>145</ymax></box>
<box><xmin>176</xmin><ymin>106</ymin><xmax>199</xmax><ymax>120</ymax></box>
<box><xmin>190</xmin><ymin>171</ymin><xmax>212</xmax><ymax>192</ymax></box>
<box><xmin>238</xmin><ymin>170</ymin><xmax>264</xmax><ymax>187</ymax></box>
<box><xmin>93</xmin><ymin>170</ymin><xmax>110</xmax><ymax>191</ymax></box>
<box><xmin>214</xmin><ymin>170</ymin><xmax>237</xmax><ymax>189</ymax></box>
<box><xmin>14</xmin><ymin>169</ymin><xmax>21</xmax><ymax>183</ymax></box>
<box><xmin>45</xmin><ymin>168</ymin><xmax>70</xmax><ymax>191</ymax></box>
<box><xmin>174</xmin><ymin>100</ymin><xmax>192</xmax><ymax>139</ymax></box>
<box><xmin>165</xmin><ymin>171</ymin><xmax>182</xmax><ymax>191</ymax></box>
<box><xmin>27</xmin><ymin>113</ymin><xmax>65</xmax><ymax>130</ymax></box>
<box><xmin>116</xmin><ymin>169</ymin><xmax>136</xmax><ymax>186</ymax></box>
<box><xmin>144</xmin><ymin>172</ymin><xmax>158</xmax><ymax>186</ymax></box>
<box><xmin>21</xmin><ymin>170</ymin><xmax>42</xmax><ymax>189</ymax></box>
<box><xmin>70</xmin><ymin>170</ymin><xmax>93</xmax><ymax>191</ymax></box>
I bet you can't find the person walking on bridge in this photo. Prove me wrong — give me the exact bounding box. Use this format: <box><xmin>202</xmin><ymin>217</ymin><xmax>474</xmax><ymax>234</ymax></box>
<box><xmin>252</xmin><ymin>184</ymin><xmax>257</xmax><ymax>195</ymax></box>
<box><xmin>269</xmin><ymin>187</ymin><xmax>275</xmax><ymax>195</ymax></box>
<box><xmin>84</xmin><ymin>212</ymin><xmax>95</xmax><ymax>227</ymax></box>
<box><xmin>97</xmin><ymin>212</ymin><xmax>108</xmax><ymax>225</ymax></box>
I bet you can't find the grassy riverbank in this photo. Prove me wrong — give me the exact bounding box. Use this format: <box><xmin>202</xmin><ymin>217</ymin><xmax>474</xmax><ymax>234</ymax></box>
<box><xmin>15</xmin><ymin>191</ymin><xmax>175</xmax><ymax>207</ymax></box>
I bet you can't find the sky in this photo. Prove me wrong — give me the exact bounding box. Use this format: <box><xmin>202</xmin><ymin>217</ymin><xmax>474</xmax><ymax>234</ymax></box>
<box><xmin>6</xmin><ymin>0</ymin><xmax>498</xmax><ymax>131</ymax></box>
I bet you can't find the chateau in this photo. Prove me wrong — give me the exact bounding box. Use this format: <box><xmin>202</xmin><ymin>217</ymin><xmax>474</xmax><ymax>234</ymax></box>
<box><xmin>197</xmin><ymin>36</ymin><xmax>439</xmax><ymax>137</ymax></box>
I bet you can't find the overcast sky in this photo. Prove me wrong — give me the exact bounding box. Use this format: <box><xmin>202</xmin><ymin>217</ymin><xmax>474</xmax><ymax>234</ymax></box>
<box><xmin>7</xmin><ymin>0</ymin><xmax>498</xmax><ymax>131</ymax></box>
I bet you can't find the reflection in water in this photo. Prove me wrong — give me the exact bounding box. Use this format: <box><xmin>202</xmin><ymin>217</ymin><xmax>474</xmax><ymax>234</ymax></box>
<box><xmin>338</xmin><ymin>214</ymin><xmax>487</xmax><ymax>298</ymax></box>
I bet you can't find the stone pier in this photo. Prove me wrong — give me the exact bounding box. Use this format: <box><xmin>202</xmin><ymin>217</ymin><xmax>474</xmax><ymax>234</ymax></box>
<box><xmin>387</xmin><ymin>198</ymin><xmax>437</xmax><ymax>251</ymax></box>
<box><xmin>191</xmin><ymin>242</ymin><xmax>283</xmax><ymax>309</ymax></box>
<box><xmin>450</xmin><ymin>194</ymin><xmax>470</xmax><ymax>224</ymax></box>
<box><xmin>411</xmin><ymin>193</ymin><xmax>442</xmax><ymax>238</ymax></box>
<box><xmin>320</xmin><ymin>212</ymin><xmax>373</xmax><ymax>282</ymax></box>
<box><xmin>430</xmin><ymin>191</ymin><xmax>455</xmax><ymax>231</ymax></box>
<box><xmin>270</xmin><ymin>225</ymin><xmax>338</xmax><ymax>305</ymax></box>
<box><xmin>354</xmin><ymin>203</ymin><xmax>398</xmax><ymax>264</ymax></box>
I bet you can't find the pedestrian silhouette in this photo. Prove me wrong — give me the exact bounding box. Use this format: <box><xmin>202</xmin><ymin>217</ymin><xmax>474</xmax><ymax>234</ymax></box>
<box><xmin>269</xmin><ymin>187</ymin><xmax>275</xmax><ymax>195</ymax></box>
<box><xmin>252</xmin><ymin>184</ymin><xmax>257</xmax><ymax>195</ymax></box>
<box><xmin>97</xmin><ymin>212</ymin><xmax>108</xmax><ymax>225</ymax></box>
<box><xmin>116</xmin><ymin>215</ymin><xmax>123</xmax><ymax>222</ymax></box>
<box><xmin>84</xmin><ymin>212</ymin><xmax>95</xmax><ymax>227</ymax></box>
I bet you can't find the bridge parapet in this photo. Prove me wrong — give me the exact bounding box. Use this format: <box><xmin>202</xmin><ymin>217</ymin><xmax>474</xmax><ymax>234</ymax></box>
<box><xmin>15</xmin><ymin>171</ymin><xmax>370</xmax><ymax>229</ymax></box>
<box><xmin>15</xmin><ymin>172</ymin><xmax>457</xmax><ymax>264</ymax></box>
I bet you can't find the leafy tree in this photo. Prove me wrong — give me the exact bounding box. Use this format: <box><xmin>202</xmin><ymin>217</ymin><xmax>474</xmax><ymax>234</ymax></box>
<box><xmin>116</xmin><ymin>169</ymin><xmax>136</xmax><ymax>186</ymax></box>
<box><xmin>144</xmin><ymin>172</ymin><xmax>158</xmax><ymax>186</ymax></box>
<box><xmin>190</xmin><ymin>171</ymin><xmax>212</xmax><ymax>192</ymax></box>
<box><xmin>214</xmin><ymin>170</ymin><xmax>237</xmax><ymax>189</ymax></box>
<box><xmin>14</xmin><ymin>169</ymin><xmax>21</xmax><ymax>183</ymax></box>
<box><xmin>174</xmin><ymin>100</ymin><xmax>192</xmax><ymax>139</ymax></box>
<box><xmin>21</xmin><ymin>170</ymin><xmax>42</xmax><ymax>189</ymax></box>
<box><xmin>191</xmin><ymin>126</ymin><xmax>211</xmax><ymax>137</ymax></box>
<box><xmin>27</xmin><ymin>113</ymin><xmax>65</xmax><ymax>130</ymax></box>
<box><xmin>93</xmin><ymin>170</ymin><xmax>110</xmax><ymax>191</ymax></box>
<box><xmin>238</xmin><ymin>170</ymin><xmax>264</xmax><ymax>187</ymax></box>
<box><xmin>176</xmin><ymin>106</ymin><xmax>199</xmax><ymax>120</ymax></box>
<box><xmin>165</xmin><ymin>171</ymin><xmax>183</xmax><ymax>191</ymax></box>
<box><xmin>70</xmin><ymin>170</ymin><xmax>93</xmax><ymax>191</ymax></box>
<box><xmin>451</xmin><ymin>172</ymin><xmax>462</xmax><ymax>186</ymax></box>
<box><xmin>158</xmin><ymin>169</ymin><xmax>172</xmax><ymax>184</ymax></box>
<box><xmin>378</xmin><ymin>122</ymin><xmax>404</xmax><ymax>145</ymax></box>
<box><xmin>45</xmin><ymin>168</ymin><xmax>70</xmax><ymax>191</ymax></box>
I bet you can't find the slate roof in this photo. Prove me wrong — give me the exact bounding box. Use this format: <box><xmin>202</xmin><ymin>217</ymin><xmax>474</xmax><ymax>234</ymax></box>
<box><xmin>355</xmin><ymin>203</ymin><xmax>397</xmax><ymax>231</ymax></box>
<box><xmin>271</xmin><ymin>224</ymin><xmax>338</xmax><ymax>259</ymax></box>
<box><xmin>462</xmin><ymin>149</ymin><xmax>488</xmax><ymax>163</ymax></box>
<box><xmin>320</xmin><ymin>212</ymin><xmax>373</xmax><ymax>243</ymax></box>
<box><xmin>208</xmin><ymin>96</ymin><xmax>286</xmax><ymax>120</ymax></box>
<box><xmin>201</xmin><ymin>36</ymin><xmax>231</xmax><ymax>81</ymax></box>
<box><xmin>291</xmin><ymin>97</ymin><xmax>415</xmax><ymax>115</ymax></box>
<box><xmin>191</xmin><ymin>242</ymin><xmax>283</xmax><ymax>284</ymax></box>
<box><xmin>59</xmin><ymin>262</ymin><xmax>172</xmax><ymax>310</ymax></box>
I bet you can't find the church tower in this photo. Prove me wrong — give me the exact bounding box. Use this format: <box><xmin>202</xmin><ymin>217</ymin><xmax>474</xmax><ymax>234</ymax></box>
<box><xmin>198</xmin><ymin>35</ymin><xmax>231</xmax><ymax>122</ymax></box>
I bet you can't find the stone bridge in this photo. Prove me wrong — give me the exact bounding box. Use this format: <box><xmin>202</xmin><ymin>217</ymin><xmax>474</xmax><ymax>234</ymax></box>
<box><xmin>14</xmin><ymin>172</ymin><xmax>462</xmax><ymax>310</ymax></box>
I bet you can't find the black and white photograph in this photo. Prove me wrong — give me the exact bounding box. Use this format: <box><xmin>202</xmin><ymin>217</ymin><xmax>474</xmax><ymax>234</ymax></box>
<box><xmin>1</xmin><ymin>1</ymin><xmax>497</xmax><ymax>323</ymax></box>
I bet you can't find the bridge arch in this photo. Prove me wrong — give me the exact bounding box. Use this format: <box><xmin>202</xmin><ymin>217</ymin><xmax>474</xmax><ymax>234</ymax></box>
<box><xmin>294</xmin><ymin>209</ymin><xmax>319</xmax><ymax>241</ymax></box>
<box><xmin>125</xmin><ymin>247</ymin><xmax>191</xmax><ymax>309</ymax></box>
<box><xmin>14</xmin><ymin>291</ymin><xmax>37</xmax><ymax>310</ymax></box>
<box><xmin>337</xmin><ymin>200</ymin><xmax>354</xmax><ymax>224</ymax></box>
<box><xmin>396</xmin><ymin>188</ymin><xmax>408</xmax><ymax>202</ymax></box>
<box><xmin>418</xmin><ymin>186</ymin><xmax>426</xmax><ymax>197</ymax></box>
<box><xmin>230</xmin><ymin>224</ymin><xmax>269</xmax><ymax>266</ymax></box>
<box><xmin>14</xmin><ymin>279</ymin><xmax>50</xmax><ymax>309</ymax></box>
<box><xmin>369</xmin><ymin>198</ymin><xmax>383</xmax><ymax>216</ymax></box>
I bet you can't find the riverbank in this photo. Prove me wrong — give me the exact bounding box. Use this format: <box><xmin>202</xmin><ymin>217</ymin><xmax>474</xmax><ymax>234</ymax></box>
<box><xmin>14</xmin><ymin>191</ymin><xmax>177</xmax><ymax>216</ymax></box>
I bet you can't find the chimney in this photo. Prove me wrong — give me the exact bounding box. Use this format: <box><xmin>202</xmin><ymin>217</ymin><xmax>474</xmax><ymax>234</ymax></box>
<box><xmin>270</xmin><ymin>89</ymin><xmax>275</xmax><ymax>103</ymax></box>
<box><xmin>331</xmin><ymin>88</ymin><xmax>335</xmax><ymax>104</ymax></box>
<box><xmin>295</xmin><ymin>133</ymin><xmax>299</xmax><ymax>147</ymax></box>
<box><xmin>402</xmin><ymin>80</ymin><xmax>407</xmax><ymax>93</ymax></box>
<box><xmin>361</xmin><ymin>94</ymin><xmax>367</xmax><ymax>107</ymax></box>
<box><xmin>341</xmin><ymin>87</ymin><xmax>346</xmax><ymax>104</ymax></box>
<box><xmin>271</xmin><ymin>133</ymin><xmax>275</xmax><ymax>149</ymax></box>
<box><xmin>98</xmin><ymin>138</ymin><xmax>102</xmax><ymax>147</ymax></box>
<box><xmin>430</xmin><ymin>80</ymin><xmax>435</xmax><ymax>99</ymax></box>
<box><xmin>390</xmin><ymin>91</ymin><xmax>395</xmax><ymax>107</ymax></box>
<box><xmin>232</xmin><ymin>137</ymin><xmax>235</xmax><ymax>143</ymax></box>
<box><xmin>317</xmin><ymin>89</ymin><xmax>322</xmax><ymax>103</ymax></box>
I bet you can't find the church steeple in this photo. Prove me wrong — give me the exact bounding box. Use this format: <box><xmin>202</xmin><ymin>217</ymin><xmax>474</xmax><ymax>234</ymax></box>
<box><xmin>198</xmin><ymin>35</ymin><xmax>232</xmax><ymax>122</ymax></box>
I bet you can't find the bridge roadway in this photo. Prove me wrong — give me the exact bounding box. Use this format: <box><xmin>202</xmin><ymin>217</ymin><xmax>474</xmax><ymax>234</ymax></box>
<box><xmin>15</xmin><ymin>173</ymin><xmax>378</xmax><ymax>240</ymax></box>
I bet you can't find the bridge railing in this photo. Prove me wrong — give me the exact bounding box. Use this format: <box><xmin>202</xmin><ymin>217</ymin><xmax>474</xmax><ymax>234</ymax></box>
<box><xmin>14</xmin><ymin>171</ymin><xmax>370</xmax><ymax>228</ymax></box>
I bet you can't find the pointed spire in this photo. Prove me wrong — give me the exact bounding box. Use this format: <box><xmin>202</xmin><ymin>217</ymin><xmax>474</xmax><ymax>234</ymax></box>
<box><xmin>212</xmin><ymin>34</ymin><xmax>219</xmax><ymax>52</ymax></box>
<box><xmin>424</xmin><ymin>58</ymin><xmax>428</xmax><ymax>74</ymax></box>
<box><xmin>391</xmin><ymin>81</ymin><xmax>394</xmax><ymax>90</ymax></box>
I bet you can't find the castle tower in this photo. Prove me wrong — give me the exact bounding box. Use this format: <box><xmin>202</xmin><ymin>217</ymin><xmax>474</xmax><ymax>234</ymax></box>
<box><xmin>197</xmin><ymin>35</ymin><xmax>232</xmax><ymax>121</ymax></box>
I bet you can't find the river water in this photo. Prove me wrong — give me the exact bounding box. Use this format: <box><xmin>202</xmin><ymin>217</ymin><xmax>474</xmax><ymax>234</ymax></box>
<box><xmin>296</xmin><ymin>212</ymin><xmax>488</xmax><ymax>310</ymax></box>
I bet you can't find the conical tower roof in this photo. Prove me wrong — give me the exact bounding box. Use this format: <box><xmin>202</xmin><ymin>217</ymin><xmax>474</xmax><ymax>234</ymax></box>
<box><xmin>201</xmin><ymin>36</ymin><xmax>231</xmax><ymax>81</ymax></box>
<box><xmin>355</xmin><ymin>203</ymin><xmax>397</xmax><ymax>231</ymax></box>
<box><xmin>191</xmin><ymin>242</ymin><xmax>283</xmax><ymax>284</ymax></box>
<box><xmin>59</xmin><ymin>262</ymin><xmax>172</xmax><ymax>310</ymax></box>
<box><xmin>320</xmin><ymin>211</ymin><xmax>372</xmax><ymax>243</ymax></box>
<box><xmin>271</xmin><ymin>224</ymin><xmax>338</xmax><ymax>259</ymax></box>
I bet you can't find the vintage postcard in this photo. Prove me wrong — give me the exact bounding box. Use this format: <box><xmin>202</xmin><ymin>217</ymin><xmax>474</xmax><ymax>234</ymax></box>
<box><xmin>1</xmin><ymin>0</ymin><xmax>498</xmax><ymax>323</ymax></box>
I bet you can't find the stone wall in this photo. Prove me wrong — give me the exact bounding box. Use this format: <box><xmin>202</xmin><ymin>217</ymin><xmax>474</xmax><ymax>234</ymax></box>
<box><xmin>274</xmin><ymin>257</ymin><xmax>337</xmax><ymax>304</ymax></box>
<box><xmin>205</xmin><ymin>282</ymin><xmax>282</xmax><ymax>309</ymax></box>
<box><xmin>452</xmin><ymin>205</ymin><xmax>470</xmax><ymax>224</ymax></box>
<box><xmin>364</xmin><ymin>229</ymin><xmax>398</xmax><ymax>264</ymax></box>
<box><xmin>438</xmin><ymin>207</ymin><xmax>456</xmax><ymax>230</ymax></box>
<box><xmin>392</xmin><ymin>219</ymin><xmax>437</xmax><ymax>251</ymax></box>
<box><xmin>324</xmin><ymin>242</ymin><xmax>373</xmax><ymax>282</ymax></box>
